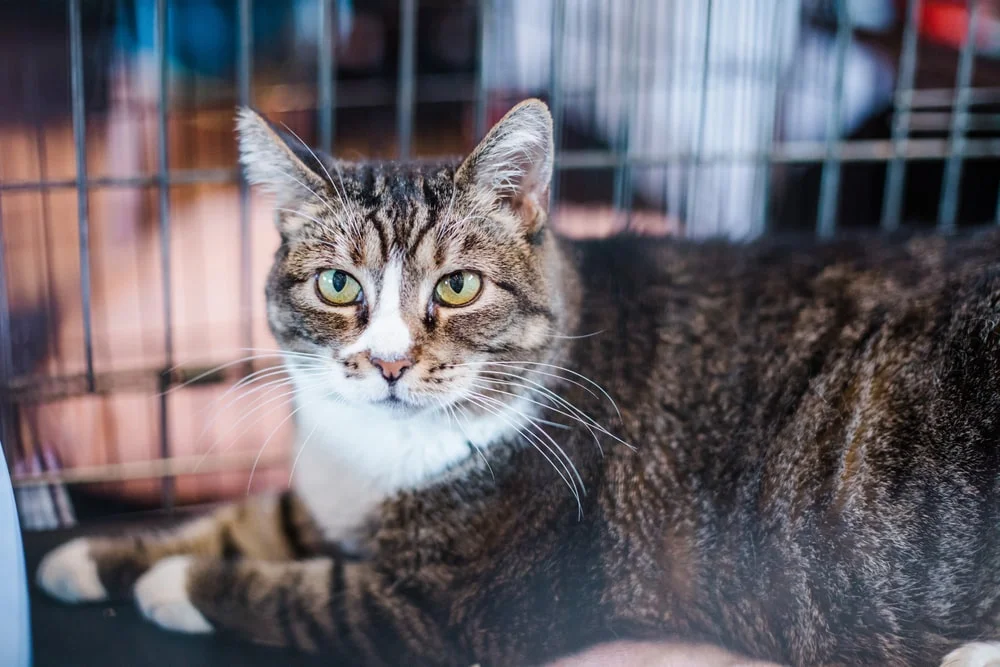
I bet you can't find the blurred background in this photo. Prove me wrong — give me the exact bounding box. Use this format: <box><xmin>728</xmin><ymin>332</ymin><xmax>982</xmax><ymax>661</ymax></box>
<box><xmin>3</xmin><ymin>0</ymin><xmax>1000</xmax><ymax>529</ymax></box>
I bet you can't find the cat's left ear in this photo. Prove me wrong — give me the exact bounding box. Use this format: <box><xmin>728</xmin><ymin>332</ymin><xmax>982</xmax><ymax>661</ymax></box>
<box><xmin>455</xmin><ymin>99</ymin><xmax>554</xmax><ymax>233</ymax></box>
<box><xmin>235</xmin><ymin>107</ymin><xmax>332</xmax><ymax>210</ymax></box>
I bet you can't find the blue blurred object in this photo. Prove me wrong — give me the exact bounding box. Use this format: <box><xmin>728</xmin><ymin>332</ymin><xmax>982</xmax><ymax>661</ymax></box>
<box><xmin>0</xmin><ymin>441</ymin><xmax>31</xmax><ymax>667</ymax></box>
<box><xmin>115</xmin><ymin>0</ymin><xmax>300</xmax><ymax>78</ymax></box>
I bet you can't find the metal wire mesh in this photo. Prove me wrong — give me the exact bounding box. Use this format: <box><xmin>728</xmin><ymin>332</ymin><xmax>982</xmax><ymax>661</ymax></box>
<box><xmin>2</xmin><ymin>0</ymin><xmax>999</xmax><ymax>525</ymax></box>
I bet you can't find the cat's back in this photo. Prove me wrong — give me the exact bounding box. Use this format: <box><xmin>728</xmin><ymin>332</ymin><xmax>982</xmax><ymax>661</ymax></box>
<box><xmin>571</xmin><ymin>229</ymin><xmax>1000</xmax><ymax>663</ymax></box>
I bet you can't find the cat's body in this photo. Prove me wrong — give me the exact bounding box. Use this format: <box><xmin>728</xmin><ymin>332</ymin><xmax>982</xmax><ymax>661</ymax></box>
<box><xmin>36</xmin><ymin>100</ymin><xmax>1000</xmax><ymax>666</ymax></box>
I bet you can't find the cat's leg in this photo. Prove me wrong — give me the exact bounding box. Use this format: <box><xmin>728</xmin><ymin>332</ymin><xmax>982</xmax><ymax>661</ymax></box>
<box><xmin>941</xmin><ymin>642</ymin><xmax>1000</xmax><ymax>667</ymax></box>
<box><xmin>134</xmin><ymin>555</ymin><xmax>458</xmax><ymax>660</ymax></box>
<box><xmin>37</xmin><ymin>490</ymin><xmax>318</xmax><ymax>603</ymax></box>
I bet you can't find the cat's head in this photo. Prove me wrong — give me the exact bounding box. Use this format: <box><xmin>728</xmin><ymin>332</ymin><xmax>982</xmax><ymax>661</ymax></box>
<box><xmin>237</xmin><ymin>100</ymin><xmax>570</xmax><ymax>418</ymax></box>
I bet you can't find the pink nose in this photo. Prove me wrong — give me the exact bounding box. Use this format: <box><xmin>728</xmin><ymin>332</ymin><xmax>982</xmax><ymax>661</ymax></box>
<box><xmin>370</xmin><ymin>356</ymin><xmax>413</xmax><ymax>382</ymax></box>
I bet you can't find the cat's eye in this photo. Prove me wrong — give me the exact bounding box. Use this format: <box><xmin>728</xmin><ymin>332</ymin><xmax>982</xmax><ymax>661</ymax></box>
<box><xmin>316</xmin><ymin>269</ymin><xmax>362</xmax><ymax>305</ymax></box>
<box><xmin>434</xmin><ymin>271</ymin><xmax>482</xmax><ymax>307</ymax></box>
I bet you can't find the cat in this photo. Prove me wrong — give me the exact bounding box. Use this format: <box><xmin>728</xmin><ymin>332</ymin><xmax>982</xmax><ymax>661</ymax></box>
<box><xmin>34</xmin><ymin>98</ymin><xmax>1000</xmax><ymax>667</ymax></box>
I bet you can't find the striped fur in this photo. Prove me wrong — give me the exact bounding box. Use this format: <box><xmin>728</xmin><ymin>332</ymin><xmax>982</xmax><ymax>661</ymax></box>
<box><xmin>36</xmin><ymin>100</ymin><xmax>1000</xmax><ymax>667</ymax></box>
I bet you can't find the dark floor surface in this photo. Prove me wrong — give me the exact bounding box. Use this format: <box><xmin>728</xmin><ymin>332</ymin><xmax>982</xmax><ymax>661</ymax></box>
<box><xmin>24</xmin><ymin>514</ymin><xmax>329</xmax><ymax>667</ymax></box>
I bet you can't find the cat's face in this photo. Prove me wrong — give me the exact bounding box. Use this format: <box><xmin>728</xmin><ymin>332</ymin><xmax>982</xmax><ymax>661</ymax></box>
<box><xmin>238</xmin><ymin>101</ymin><xmax>564</xmax><ymax>418</ymax></box>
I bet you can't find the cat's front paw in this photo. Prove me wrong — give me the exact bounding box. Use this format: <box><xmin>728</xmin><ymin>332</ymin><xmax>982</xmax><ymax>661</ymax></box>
<box><xmin>134</xmin><ymin>556</ymin><xmax>213</xmax><ymax>634</ymax></box>
<box><xmin>36</xmin><ymin>537</ymin><xmax>107</xmax><ymax>603</ymax></box>
<box><xmin>941</xmin><ymin>642</ymin><xmax>1000</xmax><ymax>667</ymax></box>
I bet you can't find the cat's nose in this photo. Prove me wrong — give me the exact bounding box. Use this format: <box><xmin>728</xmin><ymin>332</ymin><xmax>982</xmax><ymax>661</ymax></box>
<box><xmin>370</xmin><ymin>356</ymin><xmax>413</xmax><ymax>383</ymax></box>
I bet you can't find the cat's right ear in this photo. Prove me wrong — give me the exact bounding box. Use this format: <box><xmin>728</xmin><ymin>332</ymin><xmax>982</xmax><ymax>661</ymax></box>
<box><xmin>235</xmin><ymin>107</ymin><xmax>331</xmax><ymax>210</ymax></box>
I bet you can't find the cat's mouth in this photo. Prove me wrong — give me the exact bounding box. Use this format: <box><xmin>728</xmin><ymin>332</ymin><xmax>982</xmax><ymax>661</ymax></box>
<box><xmin>372</xmin><ymin>393</ymin><xmax>421</xmax><ymax>416</ymax></box>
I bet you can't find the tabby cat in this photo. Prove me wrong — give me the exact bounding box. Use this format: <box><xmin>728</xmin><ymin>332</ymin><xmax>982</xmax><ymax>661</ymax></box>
<box><xmin>36</xmin><ymin>99</ymin><xmax>1000</xmax><ymax>666</ymax></box>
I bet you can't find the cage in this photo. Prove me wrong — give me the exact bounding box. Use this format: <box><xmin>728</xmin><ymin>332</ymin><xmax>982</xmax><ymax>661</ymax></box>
<box><xmin>3</xmin><ymin>0</ymin><xmax>1000</xmax><ymax>661</ymax></box>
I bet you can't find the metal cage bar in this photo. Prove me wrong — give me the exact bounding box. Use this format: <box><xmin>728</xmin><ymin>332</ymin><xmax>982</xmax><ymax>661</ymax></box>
<box><xmin>68</xmin><ymin>0</ymin><xmax>96</xmax><ymax>392</ymax></box>
<box><xmin>474</xmin><ymin>0</ymin><xmax>491</xmax><ymax>141</ymax></box>
<box><xmin>938</xmin><ymin>0</ymin><xmax>981</xmax><ymax>232</ymax></box>
<box><xmin>752</xmin><ymin>1</ymin><xmax>792</xmax><ymax>236</ymax></box>
<box><xmin>816</xmin><ymin>0</ymin><xmax>852</xmax><ymax>239</ymax></box>
<box><xmin>881</xmin><ymin>0</ymin><xmax>922</xmax><ymax>231</ymax></box>
<box><xmin>155</xmin><ymin>0</ymin><xmax>175</xmax><ymax>510</ymax></box>
<box><xmin>620</xmin><ymin>0</ymin><xmax>644</xmax><ymax>226</ymax></box>
<box><xmin>548</xmin><ymin>0</ymin><xmax>566</xmax><ymax>208</ymax></box>
<box><xmin>685</xmin><ymin>0</ymin><xmax>714</xmax><ymax>233</ymax></box>
<box><xmin>397</xmin><ymin>0</ymin><xmax>418</xmax><ymax>160</ymax></box>
<box><xmin>238</xmin><ymin>0</ymin><xmax>254</xmax><ymax>367</ymax></box>
<box><xmin>0</xmin><ymin>192</ymin><xmax>16</xmax><ymax>461</ymax></box>
<box><xmin>7</xmin><ymin>0</ymin><xmax>1000</xmax><ymax>499</ymax></box>
<box><xmin>318</xmin><ymin>0</ymin><xmax>337</xmax><ymax>155</ymax></box>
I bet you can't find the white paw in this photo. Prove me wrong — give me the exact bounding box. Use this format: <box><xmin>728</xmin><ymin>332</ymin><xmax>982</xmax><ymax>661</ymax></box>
<box><xmin>134</xmin><ymin>556</ymin><xmax>213</xmax><ymax>634</ymax></box>
<box><xmin>942</xmin><ymin>642</ymin><xmax>1000</xmax><ymax>667</ymax></box>
<box><xmin>36</xmin><ymin>537</ymin><xmax>107</xmax><ymax>603</ymax></box>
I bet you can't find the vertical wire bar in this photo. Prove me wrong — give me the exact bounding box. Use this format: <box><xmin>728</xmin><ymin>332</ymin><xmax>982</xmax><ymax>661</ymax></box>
<box><xmin>610</xmin><ymin>0</ymin><xmax>627</xmax><ymax>216</ymax></box>
<box><xmin>549</xmin><ymin>0</ymin><xmax>566</xmax><ymax>209</ymax></box>
<box><xmin>684</xmin><ymin>0</ymin><xmax>714</xmax><ymax>234</ymax></box>
<box><xmin>939</xmin><ymin>0</ymin><xmax>980</xmax><ymax>232</ymax></box>
<box><xmin>619</xmin><ymin>0</ymin><xmax>644</xmax><ymax>227</ymax></box>
<box><xmin>474</xmin><ymin>0</ymin><xmax>491</xmax><ymax>140</ymax></box>
<box><xmin>69</xmin><ymin>0</ymin><xmax>96</xmax><ymax>393</ymax></box>
<box><xmin>881</xmin><ymin>0</ymin><xmax>921</xmax><ymax>231</ymax></box>
<box><xmin>155</xmin><ymin>0</ymin><xmax>175</xmax><ymax>510</ymax></box>
<box><xmin>238</xmin><ymin>0</ymin><xmax>254</xmax><ymax>373</ymax></box>
<box><xmin>661</xmin><ymin>0</ymin><xmax>676</xmax><ymax>224</ymax></box>
<box><xmin>318</xmin><ymin>0</ymin><xmax>336</xmax><ymax>155</ymax></box>
<box><xmin>397</xmin><ymin>0</ymin><xmax>417</xmax><ymax>159</ymax></box>
<box><xmin>816</xmin><ymin>0</ymin><xmax>851</xmax><ymax>239</ymax></box>
<box><xmin>752</xmin><ymin>0</ymin><xmax>786</xmax><ymax>236</ymax></box>
<box><xmin>0</xmin><ymin>196</ymin><xmax>16</xmax><ymax>458</ymax></box>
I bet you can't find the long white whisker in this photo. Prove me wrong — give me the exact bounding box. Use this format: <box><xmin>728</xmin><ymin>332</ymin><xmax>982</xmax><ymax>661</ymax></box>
<box><xmin>468</xmin><ymin>379</ymin><xmax>593</xmax><ymax>435</ymax></box>
<box><xmin>460</xmin><ymin>361</ymin><xmax>623</xmax><ymax>422</ymax></box>
<box><xmin>470</xmin><ymin>370</ymin><xmax>633</xmax><ymax>450</ymax></box>
<box><xmin>469</xmin><ymin>391</ymin><xmax>585</xmax><ymax>494</ymax></box>
<box><xmin>444</xmin><ymin>398</ymin><xmax>495</xmax><ymax>481</ymax></box>
<box><xmin>464</xmin><ymin>393</ymin><xmax>580</xmax><ymax>514</ymax></box>
<box><xmin>196</xmin><ymin>369</ymin><xmax>328</xmax><ymax>445</ymax></box>
<box><xmin>468</xmin><ymin>374</ymin><xmax>626</xmax><ymax>453</ymax></box>
<box><xmin>278</xmin><ymin>122</ymin><xmax>351</xmax><ymax>212</ymax></box>
<box><xmin>288</xmin><ymin>419</ymin><xmax>322</xmax><ymax>486</ymax></box>
<box><xmin>195</xmin><ymin>365</ymin><xmax>297</xmax><ymax>418</ymax></box>
<box><xmin>194</xmin><ymin>373</ymin><xmax>328</xmax><ymax>470</ymax></box>
<box><xmin>274</xmin><ymin>207</ymin><xmax>332</xmax><ymax>230</ymax></box>
<box><xmin>157</xmin><ymin>353</ymin><xmax>303</xmax><ymax>397</ymax></box>
<box><xmin>248</xmin><ymin>401</ymin><xmax>309</xmax><ymax>494</ymax></box>
<box><xmin>273</xmin><ymin>166</ymin><xmax>339</xmax><ymax>219</ymax></box>
<box><xmin>543</xmin><ymin>329</ymin><xmax>606</xmax><ymax>340</ymax></box>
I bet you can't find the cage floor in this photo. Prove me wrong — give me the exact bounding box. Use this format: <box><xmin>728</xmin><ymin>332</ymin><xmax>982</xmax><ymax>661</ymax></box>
<box><xmin>23</xmin><ymin>515</ymin><xmax>328</xmax><ymax>667</ymax></box>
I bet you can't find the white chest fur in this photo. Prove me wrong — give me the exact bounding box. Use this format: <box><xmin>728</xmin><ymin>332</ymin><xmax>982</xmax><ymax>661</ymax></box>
<box><xmin>290</xmin><ymin>388</ymin><xmax>522</xmax><ymax>545</ymax></box>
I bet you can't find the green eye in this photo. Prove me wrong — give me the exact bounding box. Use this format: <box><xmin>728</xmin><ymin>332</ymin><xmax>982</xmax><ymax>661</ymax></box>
<box><xmin>316</xmin><ymin>269</ymin><xmax>362</xmax><ymax>305</ymax></box>
<box><xmin>434</xmin><ymin>271</ymin><xmax>482</xmax><ymax>307</ymax></box>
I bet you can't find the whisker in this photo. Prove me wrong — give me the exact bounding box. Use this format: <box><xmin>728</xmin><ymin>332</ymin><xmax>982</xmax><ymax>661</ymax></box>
<box><xmin>463</xmin><ymin>393</ymin><xmax>580</xmax><ymax>514</ymax></box>
<box><xmin>272</xmin><ymin>166</ymin><xmax>339</xmax><ymax>219</ymax></box>
<box><xmin>248</xmin><ymin>401</ymin><xmax>309</xmax><ymax>494</ymax></box>
<box><xmin>469</xmin><ymin>391</ymin><xmax>585</xmax><ymax>494</ymax></box>
<box><xmin>459</xmin><ymin>361</ymin><xmax>623</xmax><ymax>422</ymax></box>
<box><xmin>468</xmin><ymin>380</ymin><xmax>591</xmax><ymax>434</ymax></box>
<box><xmin>444</xmin><ymin>399</ymin><xmax>495</xmax><ymax>481</ymax></box>
<box><xmin>470</xmin><ymin>370</ymin><xmax>633</xmax><ymax>450</ymax></box>
<box><xmin>195</xmin><ymin>365</ymin><xmax>296</xmax><ymax>418</ymax></box>
<box><xmin>156</xmin><ymin>353</ymin><xmax>302</xmax><ymax>397</ymax></box>
<box><xmin>195</xmin><ymin>369</ymin><xmax>329</xmax><ymax>446</ymax></box>
<box><xmin>194</xmin><ymin>373</ymin><xmax>327</xmax><ymax>471</ymax></box>
<box><xmin>469</xmin><ymin>373</ymin><xmax>631</xmax><ymax>452</ymax></box>
<box><xmin>543</xmin><ymin>329</ymin><xmax>606</xmax><ymax>340</ymax></box>
<box><xmin>288</xmin><ymin>419</ymin><xmax>322</xmax><ymax>486</ymax></box>
<box><xmin>274</xmin><ymin>207</ymin><xmax>333</xmax><ymax>230</ymax></box>
<box><xmin>278</xmin><ymin>122</ymin><xmax>352</xmax><ymax>213</ymax></box>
